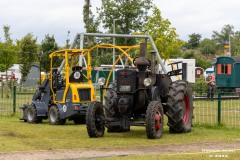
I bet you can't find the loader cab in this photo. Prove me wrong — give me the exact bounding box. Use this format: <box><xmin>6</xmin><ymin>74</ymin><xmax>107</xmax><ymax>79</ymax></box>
<box><xmin>49</xmin><ymin>49</ymin><xmax>94</xmax><ymax>104</ymax></box>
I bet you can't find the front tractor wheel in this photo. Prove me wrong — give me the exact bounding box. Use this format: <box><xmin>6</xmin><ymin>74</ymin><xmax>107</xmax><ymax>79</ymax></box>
<box><xmin>166</xmin><ymin>80</ymin><xmax>194</xmax><ymax>133</ymax></box>
<box><xmin>27</xmin><ymin>105</ymin><xmax>42</xmax><ymax>124</ymax></box>
<box><xmin>146</xmin><ymin>101</ymin><xmax>164</xmax><ymax>139</ymax></box>
<box><xmin>86</xmin><ymin>101</ymin><xmax>105</xmax><ymax>138</ymax></box>
<box><xmin>49</xmin><ymin>105</ymin><xmax>66</xmax><ymax>125</ymax></box>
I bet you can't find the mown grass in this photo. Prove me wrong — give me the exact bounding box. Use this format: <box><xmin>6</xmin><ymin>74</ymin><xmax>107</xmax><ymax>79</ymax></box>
<box><xmin>0</xmin><ymin>116</ymin><xmax>240</xmax><ymax>152</ymax></box>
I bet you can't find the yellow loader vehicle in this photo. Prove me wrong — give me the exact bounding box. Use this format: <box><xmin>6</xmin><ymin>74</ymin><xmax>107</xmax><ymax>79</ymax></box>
<box><xmin>20</xmin><ymin>49</ymin><xmax>95</xmax><ymax>125</ymax></box>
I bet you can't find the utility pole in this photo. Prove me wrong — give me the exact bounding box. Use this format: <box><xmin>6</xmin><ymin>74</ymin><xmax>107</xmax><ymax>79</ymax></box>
<box><xmin>229</xmin><ymin>34</ymin><xmax>231</xmax><ymax>57</ymax></box>
<box><xmin>113</xmin><ymin>19</ymin><xmax>119</xmax><ymax>81</ymax></box>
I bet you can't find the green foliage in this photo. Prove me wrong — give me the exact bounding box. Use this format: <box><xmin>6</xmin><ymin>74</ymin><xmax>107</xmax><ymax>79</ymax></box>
<box><xmin>98</xmin><ymin>0</ymin><xmax>152</xmax><ymax>34</ymax></box>
<box><xmin>16</xmin><ymin>33</ymin><xmax>38</xmax><ymax>81</ymax></box>
<box><xmin>3</xmin><ymin>25</ymin><xmax>13</xmax><ymax>44</ymax></box>
<box><xmin>94</xmin><ymin>52</ymin><xmax>113</xmax><ymax>66</ymax></box>
<box><xmin>143</xmin><ymin>6</ymin><xmax>184</xmax><ymax>59</ymax></box>
<box><xmin>211</xmin><ymin>24</ymin><xmax>235</xmax><ymax>56</ymax></box>
<box><xmin>39</xmin><ymin>34</ymin><xmax>59</xmax><ymax>72</ymax></box>
<box><xmin>191</xmin><ymin>77</ymin><xmax>207</xmax><ymax>94</ymax></box>
<box><xmin>83</xmin><ymin>0</ymin><xmax>100</xmax><ymax>33</ymax></box>
<box><xmin>212</xmin><ymin>24</ymin><xmax>234</xmax><ymax>45</ymax></box>
<box><xmin>186</xmin><ymin>33</ymin><xmax>202</xmax><ymax>49</ymax></box>
<box><xmin>0</xmin><ymin>25</ymin><xmax>18</xmax><ymax>73</ymax></box>
<box><xmin>0</xmin><ymin>43</ymin><xmax>18</xmax><ymax>72</ymax></box>
<box><xmin>230</xmin><ymin>31</ymin><xmax>240</xmax><ymax>56</ymax></box>
<box><xmin>182</xmin><ymin>50</ymin><xmax>211</xmax><ymax>69</ymax></box>
<box><xmin>199</xmin><ymin>38</ymin><xmax>217</xmax><ymax>55</ymax></box>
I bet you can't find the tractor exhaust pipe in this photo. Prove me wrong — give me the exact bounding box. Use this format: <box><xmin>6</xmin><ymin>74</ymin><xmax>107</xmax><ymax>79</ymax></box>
<box><xmin>150</xmin><ymin>50</ymin><xmax>156</xmax><ymax>85</ymax></box>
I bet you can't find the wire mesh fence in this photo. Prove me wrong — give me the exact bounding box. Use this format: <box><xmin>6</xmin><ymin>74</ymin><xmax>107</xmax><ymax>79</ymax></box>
<box><xmin>0</xmin><ymin>85</ymin><xmax>36</xmax><ymax>117</ymax></box>
<box><xmin>193</xmin><ymin>91</ymin><xmax>240</xmax><ymax>127</ymax></box>
<box><xmin>0</xmin><ymin>84</ymin><xmax>240</xmax><ymax>127</ymax></box>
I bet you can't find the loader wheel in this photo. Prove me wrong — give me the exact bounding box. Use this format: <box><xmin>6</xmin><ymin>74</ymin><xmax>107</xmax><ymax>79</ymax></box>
<box><xmin>27</xmin><ymin>105</ymin><xmax>42</xmax><ymax>124</ymax></box>
<box><xmin>146</xmin><ymin>101</ymin><xmax>164</xmax><ymax>139</ymax></box>
<box><xmin>86</xmin><ymin>101</ymin><xmax>105</xmax><ymax>138</ymax></box>
<box><xmin>166</xmin><ymin>80</ymin><xmax>193</xmax><ymax>133</ymax></box>
<box><xmin>49</xmin><ymin>105</ymin><xmax>66</xmax><ymax>125</ymax></box>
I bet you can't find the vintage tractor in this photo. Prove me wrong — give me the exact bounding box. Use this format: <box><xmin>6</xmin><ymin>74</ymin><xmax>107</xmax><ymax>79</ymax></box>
<box><xmin>86</xmin><ymin>43</ymin><xmax>193</xmax><ymax>139</ymax></box>
<box><xmin>20</xmin><ymin>49</ymin><xmax>95</xmax><ymax>125</ymax></box>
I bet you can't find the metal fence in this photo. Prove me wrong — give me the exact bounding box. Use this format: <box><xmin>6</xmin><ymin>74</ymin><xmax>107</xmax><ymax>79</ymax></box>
<box><xmin>193</xmin><ymin>91</ymin><xmax>240</xmax><ymax>127</ymax></box>
<box><xmin>1</xmin><ymin>85</ymin><xmax>240</xmax><ymax>127</ymax></box>
<box><xmin>0</xmin><ymin>85</ymin><xmax>35</xmax><ymax>117</ymax></box>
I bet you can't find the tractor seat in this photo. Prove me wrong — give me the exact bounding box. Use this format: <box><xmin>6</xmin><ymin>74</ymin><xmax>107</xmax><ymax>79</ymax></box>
<box><xmin>69</xmin><ymin>66</ymin><xmax>83</xmax><ymax>83</ymax></box>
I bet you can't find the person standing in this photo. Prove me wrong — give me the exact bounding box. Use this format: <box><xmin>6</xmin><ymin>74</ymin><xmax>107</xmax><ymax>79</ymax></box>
<box><xmin>206</xmin><ymin>73</ymin><xmax>215</xmax><ymax>101</ymax></box>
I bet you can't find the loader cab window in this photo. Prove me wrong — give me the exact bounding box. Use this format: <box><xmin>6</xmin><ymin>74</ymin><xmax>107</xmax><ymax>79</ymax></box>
<box><xmin>217</xmin><ymin>64</ymin><xmax>231</xmax><ymax>75</ymax></box>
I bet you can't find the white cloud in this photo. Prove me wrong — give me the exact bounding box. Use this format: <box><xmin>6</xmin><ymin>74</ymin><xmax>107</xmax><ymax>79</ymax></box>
<box><xmin>0</xmin><ymin>0</ymin><xmax>240</xmax><ymax>45</ymax></box>
<box><xmin>156</xmin><ymin>0</ymin><xmax>240</xmax><ymax>40</ymax></box>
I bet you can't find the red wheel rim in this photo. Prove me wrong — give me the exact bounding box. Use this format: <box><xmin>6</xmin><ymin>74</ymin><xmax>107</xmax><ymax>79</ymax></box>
<box><xmin>154</xmin><ymin>111</ymin><xmax>162</xmax><ymax>131</ymax></box>
<box><xmin>183</xmin><ymin>94</ymin><xmax>190</xmax><ymax>125</ymax></box>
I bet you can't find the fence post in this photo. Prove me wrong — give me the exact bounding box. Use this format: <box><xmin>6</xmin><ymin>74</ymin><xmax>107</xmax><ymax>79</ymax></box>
<box><xmin>100</xmin><ymin>85</ymin><xmax>103</xmax><ymax>104</ymax></box>
<box><xmin>217</xmin><ymin>91</ymin><xmax>221</xmax><ymax>125</ymax></box>
<box><xmin>13</xmin><ymin>85</ymin><xmax>16</xmax><ymax>114</ymax></box>
<box><xmin>1</xmin><ymin>81</ymin><xmax>3</xmax><ymax>98</ymax></box>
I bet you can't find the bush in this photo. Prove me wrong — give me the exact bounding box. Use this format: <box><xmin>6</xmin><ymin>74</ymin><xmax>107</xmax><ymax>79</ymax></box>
<box><xmin>191</xmin><ymin>77</ymin><xmax>207</xmax><ymax>95</ymax></box>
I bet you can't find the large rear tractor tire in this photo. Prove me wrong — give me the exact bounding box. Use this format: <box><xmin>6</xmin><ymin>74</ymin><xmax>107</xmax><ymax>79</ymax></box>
<box><xmin>27</xmin><ymin>105</ymin><xmax>42</xmax><ymax>124</ymax></box>
<box><xmin>86</xmin><ymin>101</ymin><xmax>105</xmax><ymax>138</ymax></box>
<box><xmin>49</xmin><ymin>105</ymin><xmax>66</xmax><ymax>125</ymax></box>
<box><xmin>166</xmin><ymin>80</ymin><xmax>193</xmax><ymax>133</ymax></box>
<box><xmin>146</xmin><ymin>101</ymin><xmax>164</xmax><ymax>139</ymax></box>
<box><xmin>104</xmin><ymin>81</ymin><xmax>117</xmax><ymax>118</ymax></box>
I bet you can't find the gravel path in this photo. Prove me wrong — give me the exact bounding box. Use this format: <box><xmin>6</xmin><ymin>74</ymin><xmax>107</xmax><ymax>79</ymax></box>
<box><xmin>0</xmin><ymin>142</ymin><xmax>239</xmax><ymax>160</ymax></box>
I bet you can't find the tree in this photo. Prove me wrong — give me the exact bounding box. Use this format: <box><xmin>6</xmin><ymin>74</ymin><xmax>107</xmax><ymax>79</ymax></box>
<box><xmin>231</xmin><ymin>31</ymin><xmax>240</xmax><ymax>56</ymax></box>
<box><xmin>182</xmin><ymin>50</ymin><xmax>211</xmax><ymax>69</ymax></box>
<box><xmin>83</xmin><ymin>0</ymin><xmax>99</xmax><ymax>34</ymax></box>
<box><xmin>199</xmin><ymin>38</ymin><xmax>217</xmax><ymax>55</ymax></box>
<box><xmin>3</xmin><ymin>25</ymin><xmax>13</xmax><ymax>44</ymax></box>
<box><xmin>17</xmin><ymin>33</ymin><xmax>38</xmax><ymax>81</ymax></box>
<box><xmin>82</xmin><ymin>0</ymin><xmax>101</xmax><ymax>66</ymax></box>
<box><xmin>143</xmin><ymin>6</ymin><xmax>184</xmax><ymax>59</ymax></box>
<box><xmin>0</xmin><ymin>25</ymin><xmax>18</xmax><ymax>76</ymax></box>
<box><xmin>212</xmin><ymin>24</ymin><xmax>234</xmax><ymax>45</ymax></box>
<box><xmin>98</xmin><ymin>0</ymin><xmax>152</xmax><ymax>34</ymax></box>
<box><xmin>0</xmin><ymin>43</ymin><xmax>17</xmax><ymax>72</ymax></box>
<box><xmin>186</xmin><ymin>33</ymin><xmax>201</xmax><ymax>49</ymax></box>
<box><xmin>39</xmin><ymin>34</ymin><xmax>59</xmax><ymax>72</ymax></box>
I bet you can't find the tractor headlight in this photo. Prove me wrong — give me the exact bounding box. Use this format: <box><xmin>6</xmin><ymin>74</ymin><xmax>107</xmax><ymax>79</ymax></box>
<box><xmin>143</xmin><ymin>78</ymin><xmax>152</xmax><ymax>87</ymax></box>
<box><xmin>98</xmin><ymin>77</ymin><xmax>106</xmax><ymax>86</ymax></box>
<box><xmin>73</xmin><ymin>71</ymin><xmax>81</xmax><ymax>79</ymax></box>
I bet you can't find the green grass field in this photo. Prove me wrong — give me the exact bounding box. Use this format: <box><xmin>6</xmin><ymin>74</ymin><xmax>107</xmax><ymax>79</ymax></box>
<box><xmin>0</xmin><ymin>116</ymin><xmax>240</xmax><ymax>153</ymax></box>
<box><xmin>1</xmin><ymin>88</ymin><xmax>240</xmax><ymax>158</ymax></box>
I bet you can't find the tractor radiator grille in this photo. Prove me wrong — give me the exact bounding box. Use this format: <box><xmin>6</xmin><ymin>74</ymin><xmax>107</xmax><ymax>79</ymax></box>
<box><xmin>78</xmin><ymin>89</ymin><xmax>91</xmax><ymax>101</ymax></box>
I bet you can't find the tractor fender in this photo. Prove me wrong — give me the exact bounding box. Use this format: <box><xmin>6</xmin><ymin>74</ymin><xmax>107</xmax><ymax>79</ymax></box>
<box><xmin>151</xmin><ymin>86</ymin><xmax>160</xmax><ymax>101</ymax></box>
<box><xmin>55</xmin><ymin>103</ymin><xmax>67</xmax><ymax>119</ymax></box>
<box><xmin>32</xmin><ymin>101</ymin><xmax>48</xmax><ymax>117</ymax></box>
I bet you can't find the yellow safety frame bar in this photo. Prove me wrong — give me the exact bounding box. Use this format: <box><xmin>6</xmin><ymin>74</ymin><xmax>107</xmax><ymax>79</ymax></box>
<box><xmin>88</xmin><ymin>44</ymin><xmax>140</xmax><ymax>88</ymax></box>
<box><xmin>49</xmin><ymin>49</ymin><xmax>92</xmax><ymax>103</ymax></box>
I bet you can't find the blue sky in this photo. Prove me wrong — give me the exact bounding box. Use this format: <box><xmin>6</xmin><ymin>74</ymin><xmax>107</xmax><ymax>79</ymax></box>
<box><xmin>0</xmin><ymin>0</ymin><xmax>240</xmax><ymax>46</ymax></box>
